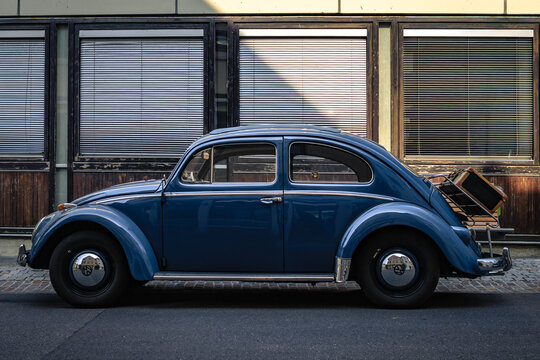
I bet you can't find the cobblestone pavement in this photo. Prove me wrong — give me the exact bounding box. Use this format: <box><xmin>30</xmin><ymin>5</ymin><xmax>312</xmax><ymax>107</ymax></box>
<box><xmin>1</xmin><ymin>258</ymin><xmax>539</xmax><ymax>295</ymax></box>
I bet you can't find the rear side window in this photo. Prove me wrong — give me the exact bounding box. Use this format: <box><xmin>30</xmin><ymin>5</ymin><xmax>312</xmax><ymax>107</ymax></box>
<box><xmin>290</xmin><ymin>142</ymin><xmax>372</xmax><ymax>183</ymax></box>
<box><xmin>181</xmin><ymin>143</ymin><xmax>276</xmax><ymax>184</ymax></box>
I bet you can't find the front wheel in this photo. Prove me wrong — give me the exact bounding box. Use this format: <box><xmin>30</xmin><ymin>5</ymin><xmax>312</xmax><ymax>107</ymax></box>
<box><xmin>49</xmin><ymin>230</ymin><xmax>129</xmax><ymax>307</ymax></box>
<box><xmin>356</xmin><ymin>231</ymin><xmax>440</xmax><ymax>308</ymax></box>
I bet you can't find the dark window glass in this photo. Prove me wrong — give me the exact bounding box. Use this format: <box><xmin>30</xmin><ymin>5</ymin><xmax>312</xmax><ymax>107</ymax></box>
<box><xmin>0</xmin><ymin>38</ymin><xmax>45</xmax><ymax>155</ymax></box>
<box><xmin>180</xmin><ymin>147</ymin><xmax>212</xmax><ymax>183</ymax></box>
<box><xmin>79</xmin><ymin>37</ymin><xmax>204</xmax><ymax>157</ymax></box>
<box><xmin>181</xmin><ymin>144</ymin><xmax>276</xmax><ymax>184</ymax></box>
<box><xmin>214</xmin><ymin>23</ymin><xmax>228</xmax><ymax>129</ymax></box>
<box><xmin>213</xmin><ymin>144</ymin><xmax>275</xmax><ymax>183</ymax></box>
<box><xmin>290</xmin><ymin>143</ymin><xmax>372</xmax><ymax>183</ymax></box>
<box><xmin>403</xmin><ymin>36</ymin><xmax>533</xmax><ymax>160</ymax></box>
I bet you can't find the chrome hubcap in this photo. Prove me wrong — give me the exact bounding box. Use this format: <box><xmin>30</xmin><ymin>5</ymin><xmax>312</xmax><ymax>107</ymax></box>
<box><xmin>71</xmin><ymin>252</ymin><xmax>106</xmax><ymax>288</ymax></box>
<box><xmin>379</xmin><ymin>252</ymin><xmax>417</xmax><ymax>288</ymax></box>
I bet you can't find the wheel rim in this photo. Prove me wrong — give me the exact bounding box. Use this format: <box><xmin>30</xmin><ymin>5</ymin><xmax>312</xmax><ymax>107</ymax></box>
<box><xmin>69</xmin><ymin>251</ymin><xmax>107</xmax><ymax>289</ymax></box>
<box><xmin>376</xmin><ymin>249</ymin><xmax>419</xmax><ymax>290</ymax></box>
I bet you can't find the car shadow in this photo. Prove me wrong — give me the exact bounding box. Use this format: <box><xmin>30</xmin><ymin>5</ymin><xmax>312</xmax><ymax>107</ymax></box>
<box><xmin>115</xmin><ymin>286</ymin><xmax>509</xmax><ymax>310</ymax></box>
<box><xmin>1</xmin><ymin>287</ymin><xmax>510</xmax><ymax>310</ymax></box>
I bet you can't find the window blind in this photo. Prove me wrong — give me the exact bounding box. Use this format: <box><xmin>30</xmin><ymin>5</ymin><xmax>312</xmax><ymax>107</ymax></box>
<box><xmin>79</xmin><ymin>36</ymin><xmax>204</xmax><ymax>157</ymax></box>
<box><xmin>239</xmin><ymin>35</ymin><xmax>367</xmax><ymax>137</ymax></box>
<box><xmin>0</xmin><ymin>38</ymin><xmax>45</xmax><ymax>155</ymax></box>
<box><xmin>403</xmin><ymin>34</ymin><xmax>534</xmax><ymax>160</ymax></box>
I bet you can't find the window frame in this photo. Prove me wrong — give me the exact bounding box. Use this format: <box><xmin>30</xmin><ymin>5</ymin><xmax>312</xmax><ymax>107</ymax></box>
<box><xmin>180</xmin><ymin>142</ymin><xmax>278</xmax><ymax>186</ymax></box>
<box><xmin>288</xmin><ymin>141</ymin><xmax>374</xmax><ymax>185</ymax></box>
<box><xmin>395</xmin><ymin>23</ymin><xmax>540</xmax><ymax>168</ymax></box>
<box><xmin>0</xmin><ymin>22</ymin><xmax>55</xmax><ymax>216</ymax></box>
<box><xmin>0</xmin><ymin>24</ymin><xmax>53</xmax><ymax>165</ymax></box>
<box><xmin>230</xmin><ymin>21</ymin><xmax>376</xmax><ymax>141</ymax></box>
<box><xmin>71</xmin><ymin>22</ymin><xmax>212</xmax><ymax>165</ymax></box>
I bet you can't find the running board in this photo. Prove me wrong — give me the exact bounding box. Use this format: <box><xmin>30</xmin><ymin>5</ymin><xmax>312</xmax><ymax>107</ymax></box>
<box><xmin>153</xmin><ymin>272</ymin><xmax>335</xmax><ymax>282</ymax></box>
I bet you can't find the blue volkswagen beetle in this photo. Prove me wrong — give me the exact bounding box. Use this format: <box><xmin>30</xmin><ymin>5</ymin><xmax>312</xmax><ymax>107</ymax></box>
<box><xmin>17</xmin><ymin>125</ymin><xmax>511</xmax><ymax>308</ymax></box>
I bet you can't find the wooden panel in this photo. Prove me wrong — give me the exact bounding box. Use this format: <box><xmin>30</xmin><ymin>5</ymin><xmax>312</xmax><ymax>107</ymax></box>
<box><xmin>0</xmin><ymin>172</ymin><xmax>49</xmax><ymax>227</ymax></box>
<box><xmin>486</xmin><ymin>176</ymin><xmax>540</xmax><ymax>234</ymax></box>
<box><xmin>72</xmin><ymin>172</ymin><xmax>167</xmax><ymax>199</ymax></box>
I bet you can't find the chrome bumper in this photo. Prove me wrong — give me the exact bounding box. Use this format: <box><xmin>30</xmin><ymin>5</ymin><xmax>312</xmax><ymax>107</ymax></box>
<box><xmin>17</xmin><ymin>244</ymin><xmax>29</xmax><ymax>267</ymax></box>
<box><xmin>477</xmin><ymin>247</ymin><xmax>512</xmax><ymax>275</ymax></box>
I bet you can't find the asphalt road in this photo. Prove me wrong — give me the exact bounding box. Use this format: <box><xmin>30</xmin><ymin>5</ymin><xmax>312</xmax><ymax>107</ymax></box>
<box><xmin>0</xmin><ymin>288</ymin><xmax>539</xmax><ymax>360</ymax></box>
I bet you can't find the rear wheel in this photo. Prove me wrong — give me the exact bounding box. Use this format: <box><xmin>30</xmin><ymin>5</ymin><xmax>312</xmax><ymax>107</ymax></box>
<box><xmin>49</xmin><ymin>230</ymin><xmax>129</xmax><ymax>307</ymax></box>
<box><xmin>356</xmin><ymin>230</ymin><xmax>440</xmax><ymax>308</ymax></box>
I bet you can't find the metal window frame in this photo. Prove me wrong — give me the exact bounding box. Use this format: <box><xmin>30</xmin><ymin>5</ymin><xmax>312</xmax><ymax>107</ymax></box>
<box><xmin>239</xmin><ymin>28</ymin><xmax>368</xmax><ymax>37</ymax></box>
<box><xmin>288</xmin><ymin>141</ymin><xmax>374</xmax><ymax>185</ymax></box>
<box><xmin>0</xmin><ymin>30</ymin><xmax>46</xmax><ymax>38</ymax></box>
<box><xmin>403</xmin><ymin>28</ymin><xmax>534</xmax><ymax>37</ymax></box>
<box><xmin>230</xmin><ymin>22</ymin><xmax>376</xmax><ymax>141</ymax></box>
<box><xmin>395</xmin><ymin>22</ymin><xmax>540</xmax><ymax>168</ymax></box>
<box><xmin>71</xmin><ymin>22</ymin><xmax>213</xmax><ymax>165</ymax></box>
<box><xmin>0</xmin><ymin>23</ymin><xmax>55</xmax><ymax>215</ymax></box>
<box><xmin>0</xmin><ymin>25</ymin><xmax>53</xmax><ymax>164</ymax></box>
<box><xmin>180</xmin><ymin>142</ymin><xmax>279</xmax><ymax>185</ymax></box>
<box><xmin>78</xmin><ymin>29</ymin><xmax>205</xmax><ymax>38</ymax></box>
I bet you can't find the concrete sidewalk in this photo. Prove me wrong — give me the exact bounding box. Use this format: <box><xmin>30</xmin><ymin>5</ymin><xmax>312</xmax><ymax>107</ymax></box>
<box><xmin>0</xmin><ymin>238</ymin><xmax>32</xmax><ymax>257</ymax></box>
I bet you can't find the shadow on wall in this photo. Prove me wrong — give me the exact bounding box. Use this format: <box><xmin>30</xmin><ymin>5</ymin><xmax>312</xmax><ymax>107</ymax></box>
<box><xmin>237</xmin><ymin>36</ymin><xmax>367</xmax><ymax>136</ymax></box>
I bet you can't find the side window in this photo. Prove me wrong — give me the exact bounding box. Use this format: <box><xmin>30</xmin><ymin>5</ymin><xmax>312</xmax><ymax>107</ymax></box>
<box><xmin>290</xmin><ymin>142</ymin><xmax>372</xmax><ymax>183</ymax></box>
<box><xmin>181</xmin><ymin>148</ymin><xmax>212</xmax><ymax>183</ymax></box>
<box><xmin>181</xmin><ymin>144</ymin><xmax>276</xmax><ymax>184</ymax></box>
<box><xmin>213</xmin><ymin>144</ymin><xmax>276</xmax><ymax>183</ymax></box>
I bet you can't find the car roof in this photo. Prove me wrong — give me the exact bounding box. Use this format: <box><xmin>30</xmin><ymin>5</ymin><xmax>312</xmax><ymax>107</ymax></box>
<box><xmin>209</xmin><ymin>124</ymin><xmax>342</xmax><ymax>135</ymax></box>
<box><xmin>192</xmin><ymin>125</ymin><xmax>381</xmax><ymax>152</ymax></box>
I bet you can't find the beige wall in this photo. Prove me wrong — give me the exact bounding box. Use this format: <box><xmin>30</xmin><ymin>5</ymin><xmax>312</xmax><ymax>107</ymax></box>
<box><xmin>18</xmin><ymin>0</ymin><xmax>175</xmax><ymax>16</ymax></box>
<box><xmin>0</xmin><ymin>0</ymin><xmax>538</xmax><ymax>16</ymax></box>
<box><xmin>0</xmin><ymin>1</ymin><xmax>17</xmax><ymax>16</ymax></box>
<box><xmin>378</xmin><ymin>24</ymin><xmax>392</xmax><ymax>152</ymax></box>
<box><xmin>341</xmin><ymin>0</ymin><xmax>504</xmax><ymax>14</ymax></box>
<box><xmin>180</xmin><ymin>0</ymin><xmax>338</xmax><ymax>14</ymax></box>
<box><xmin>181</xmin><ymin>0</ymin><xmax>539</xmax><ymax>15</ymax></box>
<box><xmin>507</xmin><ymin>0</ymin><xmax>540</xmax><ymax>14</ymax></box>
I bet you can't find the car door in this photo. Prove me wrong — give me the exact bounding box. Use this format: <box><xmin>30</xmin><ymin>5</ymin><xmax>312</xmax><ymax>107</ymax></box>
<box><xmin>283</xmin><ymin>137</ymin><xmax>388</xmax><ymax>273</ymax></box>
<box><xmin>162</xmin><ymin>137</ymin><xmax>284</xmax><ymax>272</ymax></box>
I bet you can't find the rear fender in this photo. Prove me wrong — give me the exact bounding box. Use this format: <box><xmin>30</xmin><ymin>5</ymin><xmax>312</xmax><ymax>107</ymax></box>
<box><xmin>337</xmin><ymin>202</ymin><xmax>480</xmax><ymax>275</ymax></box>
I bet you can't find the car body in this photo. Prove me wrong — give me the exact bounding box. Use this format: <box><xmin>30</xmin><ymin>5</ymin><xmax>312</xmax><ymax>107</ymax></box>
<box><xmin>17</xmin><ymin>125</ymin><xmax>512</xmax><ymax>308</ymax></box>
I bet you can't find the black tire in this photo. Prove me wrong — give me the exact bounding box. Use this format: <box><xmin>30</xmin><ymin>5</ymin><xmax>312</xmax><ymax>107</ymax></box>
<box><xmin>49</xmin><ymin>230</ymin><xmax>129</xmax><ymax>307</ymax></box>
<box><xmin>356</xmin><ymin>230</ymin><xmax>440</xmax><ymax>308</ymax></box>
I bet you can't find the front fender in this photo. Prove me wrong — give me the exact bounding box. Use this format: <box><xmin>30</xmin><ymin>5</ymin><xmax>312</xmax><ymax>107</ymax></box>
<box><xmin>29</xmin><ymin>206</ymin><xmax>160</xmax><ymax>280</ymax></box>
<box><xmin>337</xmin><ymin>202</ymin><xmax>480</xmax><ymax>275</ymax></box>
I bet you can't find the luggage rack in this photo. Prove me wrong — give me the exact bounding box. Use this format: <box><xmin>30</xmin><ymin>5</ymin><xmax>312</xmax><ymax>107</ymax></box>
<box><xmin>429</xmin><ymin>174</ymin><xmax>500</xmax><ymax>228</ymax></box>
<box><xmin>428</xmin><ymin>174</ymin><xmax>511</xmax><ymax>257</ymax></box>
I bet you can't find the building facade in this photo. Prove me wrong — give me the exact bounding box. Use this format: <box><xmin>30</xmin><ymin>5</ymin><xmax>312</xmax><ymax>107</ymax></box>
<box><xmin>0</xmin><ymin>1</ymin><xmax>539</xmax><ymax>242</ymax></box>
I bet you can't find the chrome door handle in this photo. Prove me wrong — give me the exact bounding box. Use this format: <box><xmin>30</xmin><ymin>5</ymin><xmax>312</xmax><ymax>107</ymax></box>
<box><xmin>260</xmin><ymin>197</ymin><xmax>282</xmax><ymax>204</ymax></box>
